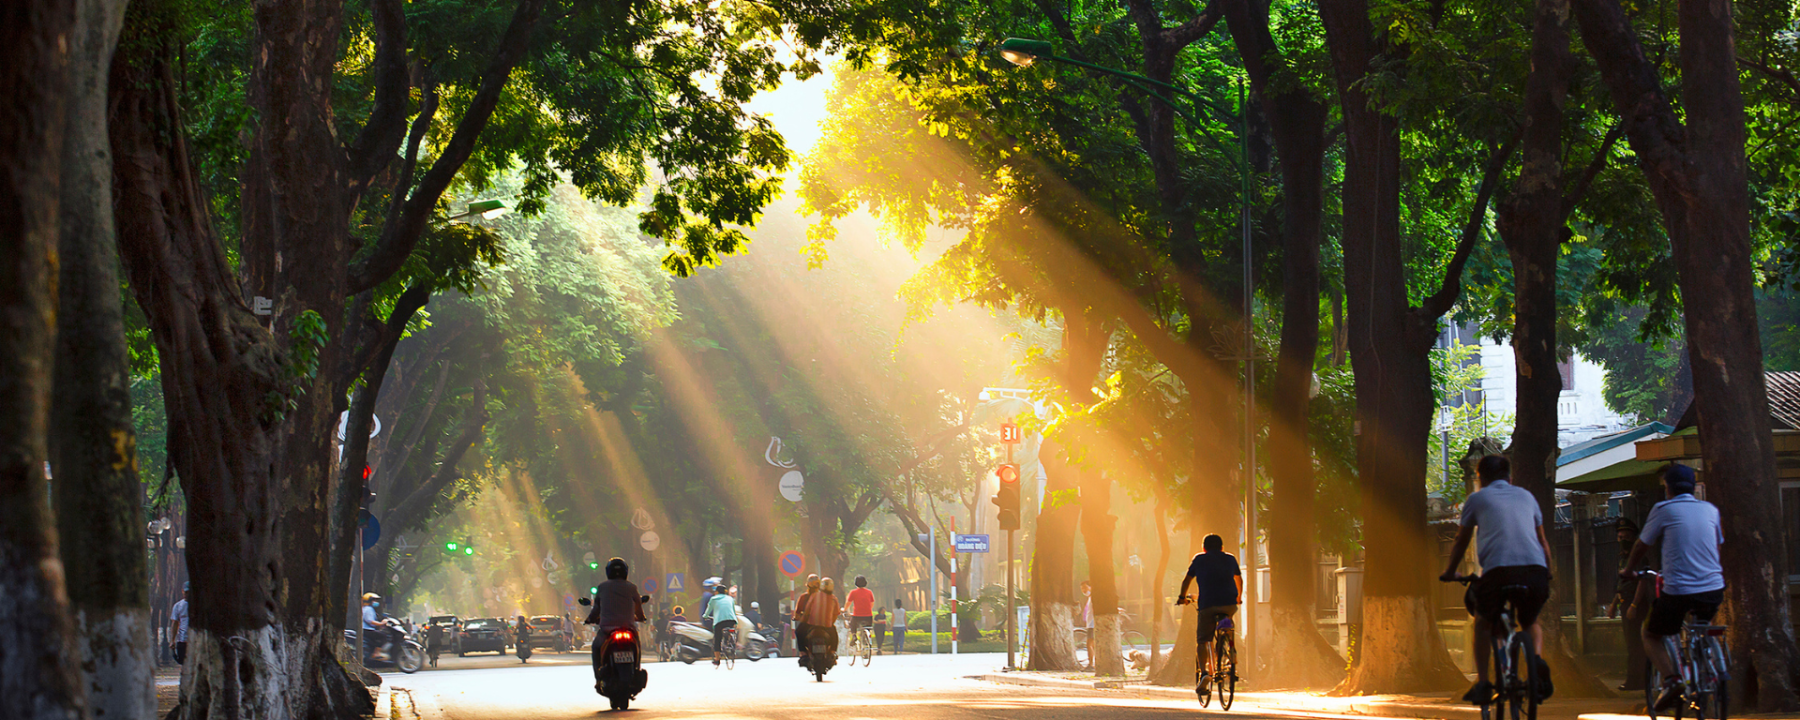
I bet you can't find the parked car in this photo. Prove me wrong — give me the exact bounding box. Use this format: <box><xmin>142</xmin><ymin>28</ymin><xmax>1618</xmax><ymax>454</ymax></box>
<box><xmin>527</xmin><ymin>615</ymin><xmax>572</xmax><ymax>652</ymax></box>
<box><xmin>458</xmin><ymin>617</ymin><xmax>510</xmax><ymax>656</ymax></box>
<box><xmin>427</xmin><ymin>615</ymin><xmax>463</xmax><ymax>655</ymax></box>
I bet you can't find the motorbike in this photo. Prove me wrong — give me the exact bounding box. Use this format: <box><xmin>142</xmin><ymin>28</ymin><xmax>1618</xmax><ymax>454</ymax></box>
<box><xmin>798</xmin><ymin>625</ymin><xmax>837</xmax><ymax>682</ymax></box>
<box><xmin>665</xmin><ymin>615</ymin><xmax>772</xmax><ymax>664</ymax></box>
<box><xmin>579</xmin><ymin>597</ymin><xmax>649</xmax><ymax>711</ymax></box>
<box><xmin>345</xmin><ymin>623</ymin><xmax>424</xmax><ymax>674</ymax></box>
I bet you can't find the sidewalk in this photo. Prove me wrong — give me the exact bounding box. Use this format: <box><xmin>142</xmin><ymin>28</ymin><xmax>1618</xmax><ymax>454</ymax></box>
<box><xmin>970</xmin><ymin>670</ymin><xmax>1664</xmax><ymax>720</ymax></box>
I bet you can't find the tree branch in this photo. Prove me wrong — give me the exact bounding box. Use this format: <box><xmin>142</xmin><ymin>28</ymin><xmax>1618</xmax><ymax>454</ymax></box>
<box><xmin>1559</xmin><ymin>122</ymin><xmax>1624</xmax><ymax>219</ymax></box>
<box><xmin>348</xmin><ymin>0</ymin><xmax>544</xmax><ymax>293</ymax></box>
<box><xmin>383</xmin><ymin>381</ymin><xmax>489</xmax><ymax>532</ymax></box>
<box><xmin>345</xmin><ymin>0</ymin><xmax>411</xmax><ymax>196</ymax></box>
<box><xmin>1419</xmin><ymin>130</ymin><xmax>1520</xmax><ymax>319</ymax></box>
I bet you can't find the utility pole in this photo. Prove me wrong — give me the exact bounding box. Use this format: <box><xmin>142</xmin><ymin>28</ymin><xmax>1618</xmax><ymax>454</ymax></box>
<box><xmin>997</xmin><ymin>422</ymin><xmax>1022</xmax><ymax>670</ymax></box>
<box><xmin>1237</xmin><ymin>76</ymin><xmax>1258</xmax><ymax>679</ymax></box>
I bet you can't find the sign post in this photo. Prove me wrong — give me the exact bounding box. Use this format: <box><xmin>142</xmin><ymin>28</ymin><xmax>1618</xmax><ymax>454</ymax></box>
<box><xmin>999</xmin><ymin>421</ymin><xmax>1021</xmax><ymax>670</ymax></box>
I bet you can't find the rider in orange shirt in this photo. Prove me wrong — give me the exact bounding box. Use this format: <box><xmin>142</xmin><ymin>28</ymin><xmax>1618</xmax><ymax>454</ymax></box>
<box><xmin>844</xmin><ymin>576</ymin><xmax>876</xmax><ymax>639</ymax></box>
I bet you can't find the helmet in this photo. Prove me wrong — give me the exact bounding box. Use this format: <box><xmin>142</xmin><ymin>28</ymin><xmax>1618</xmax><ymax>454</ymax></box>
<box><xmin>751</xmin><ymin>602</ymin><xmax>760</xmax><ymax>609</ymax></box>
<box><xmin>604</xmin><ymin>557</ymin><xmax>629</xmax><ymax>580</ymax></box>
<box><xmin>821</xmin><ymin>577</ymin><xmax>836</xmax><ymax>593</ymax></box>
<box><xmin>362</xmin><ymin>593</ymin><xmax>382</xmax><ymax>602</ymax></box>
<box><xmin>673</xmin><ymin>606</ymin><xmax>685</xmax><ymax>615</ymax></box>
<box><xmin>805</xmin><ymin>575</ymin><xmax>821</xmax><ymax>591</ymax></box>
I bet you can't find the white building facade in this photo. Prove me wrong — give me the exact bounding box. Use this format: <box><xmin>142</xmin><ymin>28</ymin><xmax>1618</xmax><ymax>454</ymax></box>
<box><xmin>1446</xmin><ymin>323</ymin><xmax>1635</xmax><ymax>448</ymax></box>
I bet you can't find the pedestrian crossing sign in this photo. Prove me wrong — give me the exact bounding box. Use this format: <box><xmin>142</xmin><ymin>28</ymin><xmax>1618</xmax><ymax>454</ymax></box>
<box><xmin>665</xmin><ymin>572</ymin><xmax>685</xmax><ymax>593</ymax></box>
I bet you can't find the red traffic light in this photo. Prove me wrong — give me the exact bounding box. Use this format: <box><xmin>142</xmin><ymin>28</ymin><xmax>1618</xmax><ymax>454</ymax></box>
<box><xmin>362</xmin><ymin>465</ymin><xmax>372</xmax><ymax>481</ymax></box>
<box><xmin>996</xmin><ymin>463</ymin><xmax>1020</xmax><ymax>485</ymax></box>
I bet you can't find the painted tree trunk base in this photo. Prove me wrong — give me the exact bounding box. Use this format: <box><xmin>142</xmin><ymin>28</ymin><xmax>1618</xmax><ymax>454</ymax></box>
<box><xmin>1028</xmin><ymin>603</ymin><xmax>1078</xmax><ymax>671</ymax></box>
<box><xmin>1148</xmin><ymin>611</ymin><xmax>1197</xmax><ymax>686</ymax></box>
<box><xmin>1091</xmin><ymin>613</ymin><xmax>1125</xmax><ymax>677</ymax></box>
<box><xmin>170</xmin><ymin>627</ymin><xmax>372</xmax><ymax>720</ymax></box>
<box><xmin>1537</xmin><ymin>615</ymin><xmax>1612</xmax><ymax>699</ymax></box>
<box><xmin>76</xmin><ymin>607</ymin><xmax>155</xmax><ymax>720</ymax></box>
<box><xmin>1333</xmin><ymin>596</ymin><xmax>1464</xmax><ymax>695</ymax></box>
<box><xmin>1262</xmin><ymin>604</ymin><xmax>1346</xmax><ymax>690</ymax></box>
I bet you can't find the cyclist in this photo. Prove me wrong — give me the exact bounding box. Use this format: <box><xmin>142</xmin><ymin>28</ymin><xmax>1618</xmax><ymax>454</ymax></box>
<box><xmin>844</xmin><ymin>576</ymin><xmax>876</xmax><ymax>650</ymax></box>
<box><xmin>1619</xmin><ymin>464</ymin><xmax>1723</xmax><ymax>712</ymax></box>
<box><xmin>705</xmin><ymin>584</ymin><xmax>738</xmax><ymax>666</ymax></box>
<box><xmin>1440</xmin><ymin>454</ymin><xmax>1554</xmax><ymax>705</ymax></box>
<box><xmin>1175</xmin><ymin>533</ymin><xmax>1241</xmax><ymax>689</ymax></box>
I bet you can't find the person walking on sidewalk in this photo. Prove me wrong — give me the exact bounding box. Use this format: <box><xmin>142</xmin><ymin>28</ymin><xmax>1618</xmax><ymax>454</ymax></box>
<box><xmin>1441</xmin><ymin>454</ymin><xmax>1554</xmax><ymax>706</ymax></box>
<box><xmin>891</xmin><ymin>599</ymin><xmax>908</xmax><ymax>655</ymax></box>
<box><xmin>168</xmin><ymin>582</ymin><xmax>191</xmax><ymax>665</ymax></box>
<box><xmin>873</xmin><ymin>608</ymin><xmax>889</xmax><ymax>655</ymax></box>
<box><xmin>1607</xmin><ymin>518</ymin><xmax>1651</xmax><ymax>691</ymax></box>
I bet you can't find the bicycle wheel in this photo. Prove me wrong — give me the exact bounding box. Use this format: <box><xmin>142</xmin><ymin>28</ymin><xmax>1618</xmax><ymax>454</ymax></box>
<box><xmin>1505</xmin><ymin>636</ymin><xmax>1523</xmax><ymax>720</ymax></box>
<box><xmin>862</xmin><ymin>630</ymin><xmax>874</xmax><ymax>666</ymax></box>
<box><xmin>1694</xmin><ymin>642</ymin><xmax>1725</xmax><ymax>720</ymax></box>
<box><xmin>1215</xmin><ymin>634</ymin><xmax>1236</xmax><ymax>711</ymax></box>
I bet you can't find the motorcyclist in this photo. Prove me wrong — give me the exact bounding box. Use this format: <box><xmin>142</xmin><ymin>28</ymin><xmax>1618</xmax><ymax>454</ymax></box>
<box><xmin>797</xmin><ymin>577</ymin><xmax>841</xmax><ymax>669</ymax></box>
<box><xmin>516</xmin><ymin>616</ymin><xmax>534</xmax><ymax>663</ymax></box>
<box><xmin>792</xmin><ymin>575</ymin><xmax>821</xmax><ymax>668</ymax></box>
<box><xmin>584</xmin><ymin>558</ymin><xmax>647</xmax><ymax>692</ymax></box>
<box><xmin>361</xmin><ymin>593</ymin><xmax>400</xmax><ymax>662</ymax></box>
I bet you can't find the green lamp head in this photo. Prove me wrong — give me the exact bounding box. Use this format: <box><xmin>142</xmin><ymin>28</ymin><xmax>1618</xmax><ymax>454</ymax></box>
<box><xmin>999</xmin><ymin>38</ymin><xmax>1053</xmax><ymax>67</ymax></box>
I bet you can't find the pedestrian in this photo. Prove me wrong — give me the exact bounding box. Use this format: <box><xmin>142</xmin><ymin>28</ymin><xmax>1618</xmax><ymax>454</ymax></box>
<box><xmin>1608</xmin><ymin>518</ymin><xmax>1650</xmax><ymax>691</ymax></box>
<box><xmin>873</xmin><ymin>607</ymin><xmax>888</xmax><ymax>655</ymax></box>
<box><xmin>891</xmin><ymin>599</ymin><xmax>908</xmax><ymax>655</ymax></box>
<box><xmin>426</xmin><ymin>619</ymin><xmax>445</xmax><ymax>668</ymax></box>
<box><xmin>168</xmin><ymin>581</ymin><xmax>191</xmax><ymax>666</ymax></box>
<box><xmin>1080</xmin><ymin>580</ymin><xmax>1094</xmax><ymax>669</ymax></box>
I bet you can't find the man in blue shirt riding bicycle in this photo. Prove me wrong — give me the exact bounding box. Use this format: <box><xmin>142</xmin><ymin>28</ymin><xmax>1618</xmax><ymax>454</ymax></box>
<box><xmin>1619</xmin><ymin>464</ymin><xmax>1723</xmax><ymax>712</ymax></box>
<box><xmin>1175</xmin><ymin>533</ymin><xmax>1241</xmax><ymax>687</ymax></box>
<box><xmin>1442</xmin><ymin>455</ymin><xmax>1554</xmax><ymax>705</ymax></box>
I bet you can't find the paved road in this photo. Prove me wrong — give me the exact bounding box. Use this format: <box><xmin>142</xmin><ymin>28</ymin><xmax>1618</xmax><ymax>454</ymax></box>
<box><xmin>387</xmin><ymin>652</ymin><xmax>1391</xmax><ymax>720</ymax></box>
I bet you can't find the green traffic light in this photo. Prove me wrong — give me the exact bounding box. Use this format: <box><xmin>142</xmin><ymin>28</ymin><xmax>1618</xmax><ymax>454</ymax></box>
<box><xmin>590</xmin><ymin>586</ymin><xmax>599</xmax><ymax>594</ymax></box>
<box><xmin>463</xmin><ymin>546</ymin><xmax>474</xmax><ymax>556</ymax></box>
<box><xmin>445</xmin><ymin>541</ymin><xmax>459</xmax><ymax>551</ymax></box>
<box><xmin>588</xmin><ymin>562</ymin><xmax>599</xmax><ymax>570</ymax></box>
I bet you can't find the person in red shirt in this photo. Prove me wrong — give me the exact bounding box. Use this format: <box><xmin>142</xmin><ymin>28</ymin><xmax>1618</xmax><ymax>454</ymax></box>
<box><xmin>844</xmin><ymin>576</ymin><xmax>876</xmax><ymax>638</ymax></box>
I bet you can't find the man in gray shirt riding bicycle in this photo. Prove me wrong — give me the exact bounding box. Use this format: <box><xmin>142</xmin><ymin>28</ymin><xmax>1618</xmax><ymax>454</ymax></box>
<box><xmin>1619</xmin><ymin>464</ymin><xmax>1723</xmax><ymax>712</ymax></box>
<box><xmin>1442</xmin><ymin>454</ymin><xmax>1555</xmax><ymax>706</ymax></box>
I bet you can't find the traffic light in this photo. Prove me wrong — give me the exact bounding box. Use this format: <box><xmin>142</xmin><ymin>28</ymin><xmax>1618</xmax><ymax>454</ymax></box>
<box><xmin>444</xmin><ymin>541</ymin><xmax>460</xmax><ymax>555</ymax></box>
<box><xmin>462</xmin><ymin>543</ymin><xmax>474</xmax><ymax>556</ymax></box>
<box><xmin>992</xmin><ymin>463</ymin><xmax>1021</xmax><ymax>530</ymax></box>
<box><xmin>589</xmin><ymin>561</ymin><xmax>600</xmax><ymax>570</ymax></box>
<box><xmin>590</xmin><ymin>585</ymin><xmax>600</xmax><ymax>595</ymax></box>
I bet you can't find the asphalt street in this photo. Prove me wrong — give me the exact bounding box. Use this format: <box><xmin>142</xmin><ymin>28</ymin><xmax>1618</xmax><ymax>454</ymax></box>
<box><xmin>385</xmin><ymin>652</ymin><xmax>1404</xmax><ymax>720</ymax></box>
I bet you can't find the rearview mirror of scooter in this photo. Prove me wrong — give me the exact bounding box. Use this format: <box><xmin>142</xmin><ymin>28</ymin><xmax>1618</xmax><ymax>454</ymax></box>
<box><xmin>578</xmin><ymin>597</ymin><xmax>591</xmax><ymax>606</ymax></box>
<box><xmin>640</xmin><ymin>596</ymin><xmax>650</xmax><ymax>603</ymax></box>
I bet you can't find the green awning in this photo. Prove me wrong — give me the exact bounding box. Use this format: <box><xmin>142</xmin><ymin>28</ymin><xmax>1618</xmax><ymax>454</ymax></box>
<box><xmin>1556</xmin><ymin>457</ymin><xmax>1668</xmax><ymax>493</ymax></box>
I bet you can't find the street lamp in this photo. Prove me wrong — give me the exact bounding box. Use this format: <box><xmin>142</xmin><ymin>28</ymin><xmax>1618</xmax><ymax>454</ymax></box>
<box><xmin>448</xmin><ymin>199</ymin><xmax>508</xmax><ymax>221</ymax></box>
<box><xmin>995</xmin><ymin>36</ymin><xmax>1261</xmax><ymax>676</ymax></box>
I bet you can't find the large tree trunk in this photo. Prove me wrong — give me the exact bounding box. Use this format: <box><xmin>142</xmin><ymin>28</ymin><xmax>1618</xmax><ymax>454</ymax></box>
<box><xmin>0</xmin><ymin>1</ymin><xmax>86</xmax><ymax>716</ymax></box>
<box><xmin>1572</xmin><ymin>0</ymin><xmax>1799</xmax><ymax>709</ymax></box>
<box><xmin>1493</xmin><ymin>0</ymin><xmax>1612</xmax><ymax>700</ymax></box>
<box><xmin>1221</xmin><ymin>0</ymin><xmax>1343</xmax><ymax>689</ymax></box>
<box><xmin>1029</xmin><ymin>440</ymin><xmax>1081</xmax><ymax>671</ymax></box>
<box><xmin>1319</xmin><ymin>0</ymin><xmax>1466</xmax><ymax>694</ymax></box>
<box><xmin>1079</xmin><ymin>466</ymin><xmax>1124</xmax><ymax>676</ymax></box>
<box><xmin>51</xmin><ymin>0</ymin><xmax>151</xmax><ymax>715</ymax></box>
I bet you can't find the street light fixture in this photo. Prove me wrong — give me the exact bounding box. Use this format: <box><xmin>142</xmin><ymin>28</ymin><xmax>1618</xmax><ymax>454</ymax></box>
<box><xmin>448</xmin><ymin>199</ymin><xmax>508</xmax><ymax>221</ymax></box>
<box><xmin>999</xmin><ymin>38</ymin><xmax>1051</xmax><ymax>67</ymax></box>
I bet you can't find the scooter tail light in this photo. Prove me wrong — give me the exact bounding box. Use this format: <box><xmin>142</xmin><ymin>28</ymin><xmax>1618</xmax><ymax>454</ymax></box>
<box><xmin>612</xmin><ymin>630</ymin><xmax>633</xmax><ymax>641</ymax></box>
<box><xmin>1707</xmin><ymin>626</ymin><xmax>1727</xmax><ymax>637</ymax></box>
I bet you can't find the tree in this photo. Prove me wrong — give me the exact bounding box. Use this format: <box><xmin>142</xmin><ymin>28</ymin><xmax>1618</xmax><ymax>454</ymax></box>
<box><xmin>1217</xmin><ymin>0</ymin><xmax>1343</xmax><ymax>687</ymax></box>
<box><xmin>0</xmin><ymin>1</ymin><xmax>87</xmax><ymax>716</ymax></box>
<box><xmin>1571</xmin><ymin>0</ymin><xmax>1800</xmax><ymax>708</ymax></box>
<box><xmin>49</xmin><ymin>0</ymin><xmax>152</xmax><ymax>715</ymax></box>
<box><xmin>1317</xmin><ymin>0</ymin><xmax>1514</xmax><ymax>693</ymax></box>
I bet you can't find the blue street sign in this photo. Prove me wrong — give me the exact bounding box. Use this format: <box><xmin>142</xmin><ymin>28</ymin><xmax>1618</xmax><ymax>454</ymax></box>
<box><xmin>642</xmin><ymin>577</ymin><xmax>659</xmax><ymax>594</ymax></box>
<box><xmin>953</xmin><ymin>534</ymin><xmax>990</xmax><ymax>553</ymax></box>
<box><xmin>360</xmin><ymin>513</ymin><xmax>381</xmax><ymax>550</ymax></box>
<box><xmin>664</xmin><ymin>572</ymin><xmax>685</xmax><ymax>593</ymax></box>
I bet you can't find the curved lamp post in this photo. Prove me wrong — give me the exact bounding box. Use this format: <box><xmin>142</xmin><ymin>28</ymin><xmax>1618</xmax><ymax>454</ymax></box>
<box><xmin>996</xmin><ymin>36</ymin><xmax>1261</xmax><ymax>678</ymax></box>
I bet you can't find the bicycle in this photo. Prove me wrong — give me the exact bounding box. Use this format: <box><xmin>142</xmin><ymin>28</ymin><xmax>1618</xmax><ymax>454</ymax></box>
<box><xmin>716</xmin><ymin>625</ymin><xmax>737</xmax><ymax>670</ymax></box>
<box><xmin>1636</xmin><ymin>571</ymin><xmax>1730</xmax><ymax>720</ymax></box>
<box><xmin>847</xmin><ymin>624</ymin><xmax>875</xmax><ymax>667</ymax></box>
<box><xmin>1446</xmin><ymin>575</ymin><xmax>1543</xmax><ymax>720</ymax></box>
<box><xmin>1177</xmin><ymin>598</ymin><xmax>1237</xmax><ymax>711</ymax></box>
